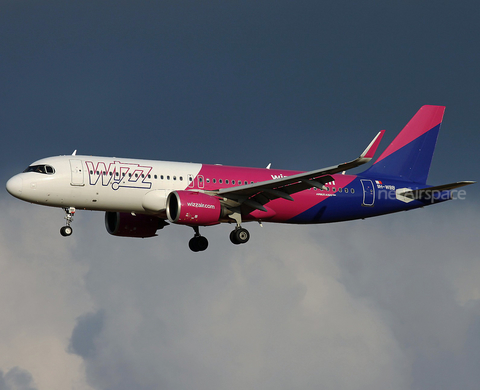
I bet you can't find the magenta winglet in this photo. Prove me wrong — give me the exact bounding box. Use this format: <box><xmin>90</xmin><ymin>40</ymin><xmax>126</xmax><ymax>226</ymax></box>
<box><xmin>363</xmin><ymin>130</ymin><xmax>385</xmax><ymax>159</ymax></box>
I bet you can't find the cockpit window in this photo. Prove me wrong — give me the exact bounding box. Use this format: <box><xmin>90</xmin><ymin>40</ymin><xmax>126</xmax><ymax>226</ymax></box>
<box><xmin>23</xmin><ymin>165</ymin><xmax>55</xmax><ymax>174</ymax></box>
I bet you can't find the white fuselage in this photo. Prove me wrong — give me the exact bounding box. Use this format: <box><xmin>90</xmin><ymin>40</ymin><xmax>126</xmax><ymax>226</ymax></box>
<box><xmin>7</xmin><ymin>155</ymin><xmax>202</xmax><ymax>216</ymax></box>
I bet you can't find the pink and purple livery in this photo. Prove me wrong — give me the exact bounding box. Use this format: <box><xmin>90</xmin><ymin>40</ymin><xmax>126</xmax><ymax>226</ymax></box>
<box><xmin>6</xmin><ymin>106</ymin><xmax>474</xmax><ymax>251</ymax></box>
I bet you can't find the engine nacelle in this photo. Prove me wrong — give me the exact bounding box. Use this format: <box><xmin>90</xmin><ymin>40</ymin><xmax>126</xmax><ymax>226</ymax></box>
<box><xmin>166</xmin><ymin>191</ymin><xmax>222</xmax><ymax>226</ymax></box>
<box><xmin>105</xmin><ymin>212</ymin><xmax>162</xmax><ymax>238</ymax></box>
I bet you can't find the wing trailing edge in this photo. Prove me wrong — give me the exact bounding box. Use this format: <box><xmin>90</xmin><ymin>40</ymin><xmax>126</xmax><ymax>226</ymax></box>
<box><xmin>212</xmin><ymin>130</ymin><xmax>385</xmax><ymax>209</ymax></box>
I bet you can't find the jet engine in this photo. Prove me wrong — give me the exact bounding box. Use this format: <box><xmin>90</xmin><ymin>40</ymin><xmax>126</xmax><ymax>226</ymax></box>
<box><xmin>166</xmin><ymin>191</ymin><xmax>224</xmax><ymax>226</ymax></box>
<box><xmin>105</xmin><ymin>211</ymin><xmax>163</xmax><ymax>238</ymax></box>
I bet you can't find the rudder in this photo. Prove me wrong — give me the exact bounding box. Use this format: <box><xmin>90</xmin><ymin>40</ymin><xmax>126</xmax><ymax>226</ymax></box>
<box><xmin>362</xmin><ymin>105</ymin><xmax>445</xmax><ymax>184</ymax></box>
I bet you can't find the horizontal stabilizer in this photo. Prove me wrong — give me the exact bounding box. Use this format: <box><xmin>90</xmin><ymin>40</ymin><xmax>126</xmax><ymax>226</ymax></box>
<box><xmin>397</xmin><ymin>181</ymin><xmax>475</xmax><ymax>201</ymax></box>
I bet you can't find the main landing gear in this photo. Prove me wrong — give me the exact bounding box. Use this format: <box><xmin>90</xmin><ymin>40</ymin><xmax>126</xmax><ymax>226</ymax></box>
<box><xmin>188</xmin><ymin>220</ymin><xmax>251</xmax><ymax>252</ymax></box>
<box><xmin>188</xmin><ymin>226</ymin><xmax>251</xmax><ymax>252</ymax></box>
<box><xmin>60</xmin><ymin>207</ymin><xmax>75</xmax><ymax>237</ymax></box>
<box><xmin>229</xmin><ymin>227</ymin><xmax>250</xmax><ymax>245</ymax></box>
<box><xmin>228</xmin><ymin>211</ymin><xmax>250</xmax><ymax>245</ymax></box>
<box><xmin>189</xmin><ymin>226</ymin><xmax>209</xmax><ymax>252</ymax></box>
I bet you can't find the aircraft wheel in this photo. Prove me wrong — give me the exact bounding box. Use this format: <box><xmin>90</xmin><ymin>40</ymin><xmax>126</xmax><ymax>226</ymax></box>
<box><xmin>230</xmin><ymin>230</ymin><xmax>240</xmax><ymax>245</ymax></box>
<box><xmin>60</xmin><ymin>226</ymin><xmax>73</xmax><ymax>237</ymax></box>
<box><xmin>189</xmin><ymin>236</ymin><xmax>208</xmax><ymax>252</ymax></box>
<box><xmin>231</xmin><ymin>228</ymin><xmax>250</xmax><ymax>245</ymax></box>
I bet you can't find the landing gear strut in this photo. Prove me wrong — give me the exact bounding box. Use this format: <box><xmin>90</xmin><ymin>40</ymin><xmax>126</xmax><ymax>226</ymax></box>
<box><xmin>60</xmin><ymin>207</ymin><xmax>75</xmax><ymax>237</ymax></box>
<box><xmin>189</xmin><ymin>226</ymin><xmax>208</xmax><ymax>252</ymax></box>
<box><xmin>228</xmin><ymin>212</ymin><xmax>250</xmax><ymax>245</ymax></box>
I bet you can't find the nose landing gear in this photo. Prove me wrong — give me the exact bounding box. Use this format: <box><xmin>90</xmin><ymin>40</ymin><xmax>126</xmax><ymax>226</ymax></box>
<box><xmin>60</xmin><ymin>207</ymin><xmax>75</xmax><ymax>237</ymax></box>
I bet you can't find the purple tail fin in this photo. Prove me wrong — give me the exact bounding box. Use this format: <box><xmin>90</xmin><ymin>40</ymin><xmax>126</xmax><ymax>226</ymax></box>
<box><xmin>362</xmin><ymin>105</ymin><xmax>445</xmax><ymax>184</ymax></box>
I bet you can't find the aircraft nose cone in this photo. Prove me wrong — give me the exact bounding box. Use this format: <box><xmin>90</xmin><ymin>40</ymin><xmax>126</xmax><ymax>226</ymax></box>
<box><xmin>6</xmin><ymin>175</ymin><xmax>23</xmax><ymax>197</ymax></box>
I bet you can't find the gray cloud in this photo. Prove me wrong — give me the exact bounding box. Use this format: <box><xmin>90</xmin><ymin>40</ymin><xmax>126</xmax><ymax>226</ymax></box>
<box><xmin>1</xmin><ymin>193</ymin><xmax>479</xmax><ymax>390</ymax></box>
<box><xmin>60</xmin><ymin>200</ymin><xmax>479</xmax><ymax>390</ymax></box>
<box><xmin>68</xmin><ymin>310</ymin><xmax>105</xmax><ymax>359</ymax></box>
<box><xmin>0</xmin><ymin>200</ymin><xmax>94</xmax><ymax>390</ymax></box>
<box><xmin>0</xmin><ymin>367</ymin><xmax>37</xmax><ymax>390</ymax></box>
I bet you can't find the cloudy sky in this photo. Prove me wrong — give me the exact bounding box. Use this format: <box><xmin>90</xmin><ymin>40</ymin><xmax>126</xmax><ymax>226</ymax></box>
<box><xmin>1</xmin><ymin>1</ymin><xmax>479</xmax><ymax>390</ymax></box>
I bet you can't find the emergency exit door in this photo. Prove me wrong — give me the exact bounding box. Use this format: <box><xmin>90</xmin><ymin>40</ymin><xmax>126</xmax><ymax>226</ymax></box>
<box><xmin>360</xmin><ymin>179</ymin><xmax>375</xmax><ymax>206</ymax></box>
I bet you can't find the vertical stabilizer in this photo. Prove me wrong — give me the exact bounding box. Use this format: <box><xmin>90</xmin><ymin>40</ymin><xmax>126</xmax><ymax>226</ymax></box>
<box><xmin>362</xmin><ymin>105</ymin><xmax>445</xmax><ymax>183</ymax></box>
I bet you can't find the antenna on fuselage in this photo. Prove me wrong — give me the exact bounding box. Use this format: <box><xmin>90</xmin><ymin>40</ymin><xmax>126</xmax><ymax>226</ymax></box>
<box><xmin>72</xmin><ymin>150</ymin><xmax>77</xmax><ymax>156</ymax></box>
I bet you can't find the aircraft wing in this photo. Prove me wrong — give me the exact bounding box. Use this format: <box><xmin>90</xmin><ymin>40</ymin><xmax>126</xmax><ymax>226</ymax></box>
<box><xmin>209</xmin><ymin>130</ymin><xmax>385</xmax><ymax>212</ymax></box>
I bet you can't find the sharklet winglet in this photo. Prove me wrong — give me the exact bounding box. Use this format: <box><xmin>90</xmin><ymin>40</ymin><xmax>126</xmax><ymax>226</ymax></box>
<box><xmin>360</xmin><ymin>130</ymin><xmax>385</xmax><ymax>160</ymax></box>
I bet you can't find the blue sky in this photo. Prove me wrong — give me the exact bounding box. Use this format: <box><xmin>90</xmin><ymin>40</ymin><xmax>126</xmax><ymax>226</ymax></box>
<box><xmin>1</xmin><ymin>2</ymin><xmax>479</xmax><ymax>390</ymax></box>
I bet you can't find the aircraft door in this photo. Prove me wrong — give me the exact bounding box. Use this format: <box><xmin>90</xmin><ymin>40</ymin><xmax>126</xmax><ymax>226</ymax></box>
<box><xmin>187</xmin><ymin>174</ymin><xmax>205</xmax><ymax>189</ymax></box>
<box><xmin>69</xmin><ymin>159</ymin><xmax>84</xmax><ymax>186</ymax></box>
<box><xmin>360</xmin><ymin>179</ymin><xmax>375</xmax><ymax>206</ymax></box>
<box><xmin>198</xmin><ymin>175</ymin><xmax>205</xmax><ymax>189</ymax></box>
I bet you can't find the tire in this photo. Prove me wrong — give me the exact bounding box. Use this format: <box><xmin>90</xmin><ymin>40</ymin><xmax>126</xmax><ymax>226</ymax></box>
<box><xmin>189</xmin><ymin>236</ymin><xmax>208</xmax><ymax>252</ymax></box>
<box><xmin>196</xmin><ymin>236</ymin><xmax>209</xmax><ymax>251</ymax></box>
<box><xmin>230</xmin><ymin>230</ymin><xmax>240</xmax><ymax>245</ymax></box>
<box><xmin>234</xmin><ymin>228</ymin><xmax>250</xmax><ymax>244</ymax></box>
<box><xmin>60</xmin><ymin>226</ymin><xmax>73</xmax><ymax>237</ymax></box>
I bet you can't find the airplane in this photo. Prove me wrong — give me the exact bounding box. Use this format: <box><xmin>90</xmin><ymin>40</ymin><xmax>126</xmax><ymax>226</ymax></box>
<box><xmin>6</xmin><ymin>105</ymin><xmax>474</xmax><ymax>252</ymax></box>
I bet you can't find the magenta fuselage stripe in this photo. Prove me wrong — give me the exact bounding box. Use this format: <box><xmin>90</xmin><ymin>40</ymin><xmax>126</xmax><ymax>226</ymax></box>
<box><xmin>193</xmin><ymin>164</ymin><xmax>356</xmax><ymax>221</ymax></box>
